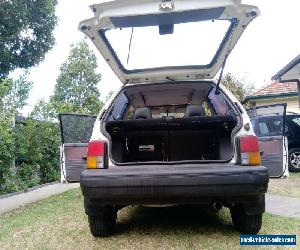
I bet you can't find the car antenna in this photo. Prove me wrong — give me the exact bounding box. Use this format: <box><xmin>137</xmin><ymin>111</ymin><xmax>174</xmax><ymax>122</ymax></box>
<box><xmin>215</xmin><ymin>19</ymin><xmax>237</xmax><ymax>95</ymax></box>
<box><xmin>126</xmin><ymin>27</ymin><xmax>134</xmax><ymax>65</ymax></box>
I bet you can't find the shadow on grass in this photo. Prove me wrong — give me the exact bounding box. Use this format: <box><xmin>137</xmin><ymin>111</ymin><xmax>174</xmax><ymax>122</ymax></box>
<box><xmin>115</xmin><ymin>205</ymin><xmax>236</xmax><ymax>235</ymax></box>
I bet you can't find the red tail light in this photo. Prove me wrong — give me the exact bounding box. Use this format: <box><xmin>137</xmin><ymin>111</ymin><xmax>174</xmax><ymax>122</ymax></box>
<box><xmin>238</xmin><ymin>135</ymin><xmax>261</xmax><ymax>166</ymax></box>
<box><xmin>87</xmin><ymin>140</ymin><xmax>108</xmax><ymax>169</ymax></box>
<box><xmin>88</xmin><ymin>140</ymin><xmax>105</xmax><ymax>156</ymax></box>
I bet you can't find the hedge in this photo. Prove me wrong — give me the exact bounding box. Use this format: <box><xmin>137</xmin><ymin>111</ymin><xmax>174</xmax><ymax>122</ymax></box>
<box><xmin>0</xmin><ymin>117</ymin><xmax>61</xmax><ymax>195</ymax></box>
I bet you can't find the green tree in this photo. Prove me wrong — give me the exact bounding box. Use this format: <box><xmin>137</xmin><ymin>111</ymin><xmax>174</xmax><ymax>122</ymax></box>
<box><xmin>0</xmin><ymin>0</ymin><xmax>57</xmax><ymax>78</ymax></box>
<box><xmin>30</xmin><ymin>99</ymin><xmax>56</xmax><ymax>121</ymax></box>
<box><xmin>0</xmin><ymin>75</ymin><xmax>33</xmax><ymax>115</ymax></box>
<box><xmin>0</xmin><ymin>117</ymin><xmax>14</xmax><ymax>194</ymax></box>
<box><xmin>50</xmin><ymin>40</ymin><xmax>103</xmax><ymax>115</ymax></box>
<box><xmin>13</xmin><ymin>116</ymin><xmax>60</xmax><ymax>186</ymax></box>
<box><xmin>29</xmin><ymin>100</ymin><xmax>61</xmax><ymax>183</ymax></box>
<box><xmin>221</xmin><ymin>72</ymin><xmax>253</xmax><ymax>102</ymax></box>
<box><xmin>0</xmin><ymin>75</ymin><xmax>32</xmax><ymax>193</ymax></box>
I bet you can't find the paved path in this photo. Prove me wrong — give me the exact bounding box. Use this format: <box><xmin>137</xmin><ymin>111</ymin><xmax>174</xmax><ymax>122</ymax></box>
<box><xmin>1</xmin><ymin>184</ymin><xmax>299</xmax><ymax>219</ymax></box>
<box><xmin>0</xmin><ymin>182</ymin><xmax>79</xmax><ymax>214</ymax></box>
<box><xmin>266</xmin><ymin>194</ymin><xmax>300</xmax><ymax>219</ymax></box>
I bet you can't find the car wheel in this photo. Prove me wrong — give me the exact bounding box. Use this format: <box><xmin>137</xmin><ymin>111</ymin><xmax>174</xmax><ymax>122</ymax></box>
<box><xmin>230</xmin><ymin>206</ymin><xmax>262</xmax><ymax>234</ymax></box>
<box><xmin>88</xmin><ymin>206</ymin><xmax>117</xmax><ymax>237</ymax></box>
<box><xmin>289</xmin><ymin>148</ymin><xmax>300</xmax><ymax>172</ymax></box>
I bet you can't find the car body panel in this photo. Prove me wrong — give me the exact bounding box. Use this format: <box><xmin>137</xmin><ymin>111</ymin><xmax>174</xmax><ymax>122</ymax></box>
<box><xmin>59</xmin><ymin>81</ymin><xmax>255</xmax><ymax>183</ymax></box>
<box><xmin>59</xmin><ymin>114</ymin><xmax>97</xmax><ymax>182</ymax></box>
<box><xmin>91</xmin><ymin>81</ymin><xmax>255</xmax><ymax>166</ymax></box>
<box><xmin>286</xmin><ymin>114</ymin><xmax>300</xmax><ymax>147</ymax></box>
<box><xmin>79</xmin><ymin>0</ymin><xmax>259</xmax><ymax>84</ymax></box>
<box><xmin>248</xmin><ymin>104</ymin><xmax>288</xmax><ymax>178</ymax></box>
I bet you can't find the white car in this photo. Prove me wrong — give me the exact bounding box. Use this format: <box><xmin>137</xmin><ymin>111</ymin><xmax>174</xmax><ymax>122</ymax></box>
<box><xmin>60</xmin><ymin>0</ymin><xmax>272</xmax><ymax>237</ymax></box>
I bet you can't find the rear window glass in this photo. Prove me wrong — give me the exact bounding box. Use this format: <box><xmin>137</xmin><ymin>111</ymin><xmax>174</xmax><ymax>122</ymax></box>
<box><xmin>103</xmin><ymin>19</ymin><xmax>231</xmax><ymax>71</ymax></box>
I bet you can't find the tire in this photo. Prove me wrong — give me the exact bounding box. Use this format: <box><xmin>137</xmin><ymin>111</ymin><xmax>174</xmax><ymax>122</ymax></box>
<box><xmin>230</xmin><ymin>206</ymin><xmax>262</xmax><ymax>234</ymax></box>
<box><xmin>288</xmin><ymin>148</ymin><xmax>300</xmax><ymax>172</ymax></box>
<box><xmin>88</xmin><ymin>206</ymin><xmax>117</xmax><ymax>237</ymax></box>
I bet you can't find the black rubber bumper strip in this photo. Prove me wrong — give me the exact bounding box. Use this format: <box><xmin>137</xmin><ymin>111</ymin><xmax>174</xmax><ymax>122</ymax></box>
<box><xmin>80</xmin><ymin>164</ymin><xmax>269</xmax><ymax>205</ymax></box>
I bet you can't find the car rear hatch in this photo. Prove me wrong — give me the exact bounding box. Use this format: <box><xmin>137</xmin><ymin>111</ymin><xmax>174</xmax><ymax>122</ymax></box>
<box><xmin>79</xmin><ymin>0</ymin><xmax>259</xmax><ymax>84</ymax></box>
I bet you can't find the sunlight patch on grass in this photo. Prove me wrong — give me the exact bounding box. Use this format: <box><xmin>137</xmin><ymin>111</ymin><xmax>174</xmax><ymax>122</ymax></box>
<box><xmin>268</xmin><ymin>173</ymin><xmax>300</xmax><ymax>198</ymax></box>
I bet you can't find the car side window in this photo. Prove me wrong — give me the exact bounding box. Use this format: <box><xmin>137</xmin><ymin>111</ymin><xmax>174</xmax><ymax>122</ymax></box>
<box><xmin>208</xmin><ymin>89</ymin><xmax>232</xmax><ymax>116</ymax></box>
<box><xmin>202</xmin><ymin>101</ymin><xmax>213</xmax><ymax>116</ymax></box>
<box><xmin>256</xmin><ymin>117</ymin><xmax>283</xmax><ymax>137</ymax></box>
<box><xmin>108</xmin><ymin>93</ymin><xmax>129</xmax><ymax>121</ymax></box>
<box><xmin>285</xmin><ymin>116</ymin><xmax>300</xmax><ymax>136</ymax></box>
<box><xmin>292</xmin><ymin>117</ymin><xmax>300</xmax><ymax>126</ymax></box>
<box><xmin>259</xmin><ymin>122</ymin><xmax>269</xmax><ymax>136</ymax></box>
<box><xmin>125</xmin><ymin>105</ymin><xmax>135</xmax><ymax>120</ymax></box>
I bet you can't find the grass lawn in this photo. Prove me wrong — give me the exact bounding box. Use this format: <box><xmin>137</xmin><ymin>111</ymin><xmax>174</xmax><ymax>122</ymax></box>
<box><xmin>268</xmin><ymin>173</ymin><xmax>300</xmax><ymax>198</ymax></box>
<box><xmin>0</xmin><ymin>188</ymin><xmax>299</xmax><ymax>250</ymax></box>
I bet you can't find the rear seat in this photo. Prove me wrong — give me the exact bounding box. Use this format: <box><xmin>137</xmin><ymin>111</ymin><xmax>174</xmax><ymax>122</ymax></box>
<box><xmin>133</xmin><ymin>107</ymin><xmax>152</xmax><ymax>120</ymax></box>
<box><xmin>184</xmin><ymin>104</ymin><xmax>206</xmax><ymax>118</ymax></box>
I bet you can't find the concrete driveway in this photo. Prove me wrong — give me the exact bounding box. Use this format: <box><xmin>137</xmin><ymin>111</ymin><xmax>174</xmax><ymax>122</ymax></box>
<box><xmin>1</xmin><ymin>183</ymin><xmax>300</xmax><ymax>219</ymax></box>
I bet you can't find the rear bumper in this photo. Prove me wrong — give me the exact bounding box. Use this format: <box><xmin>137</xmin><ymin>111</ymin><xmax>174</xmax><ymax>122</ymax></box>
<box><xmin>80</xmin><ymin>164</ymin><xmax>268</xmax><ymax>206</ymax></box>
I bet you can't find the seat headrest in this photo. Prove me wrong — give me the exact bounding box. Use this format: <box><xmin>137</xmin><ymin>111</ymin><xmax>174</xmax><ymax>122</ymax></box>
<box><xmin>185</xmin><ymin>105</ymin><xmax>205</xmax><ymax>117</ymax></box>
<box><xmin>133</xmin><ymin>107</ymin><xmax>152</xmax><ymax>119</ymax></box>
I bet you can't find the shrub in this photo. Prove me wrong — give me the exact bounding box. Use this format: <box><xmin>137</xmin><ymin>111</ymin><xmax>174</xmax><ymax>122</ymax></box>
<box><xmin>15</xmin><ymin>119</ymin><xmax>60</xmax><ymax>185</ymax></box>
<box><xmin>0</xmin><ymin>117</ymin><xmax>14</xmax><ymax>194</ymax></box>
<box><xmin>16</xmin><ymin>163</ymin><xmax>40</xmax><ymax>189</ymax></box>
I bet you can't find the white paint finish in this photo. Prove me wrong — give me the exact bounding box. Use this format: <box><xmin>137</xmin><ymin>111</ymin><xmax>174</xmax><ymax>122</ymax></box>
<box><xmin>0</xmin><ymin>183</ymin><xmax>80</xmax><ymax>214</ymax></box>
<box><xmin>90</xmin><ymin>81</ymin><xmax>255</xmax><ymax>166</ymax></box>
<box><xmin>283</xmin><ymin>136</ymin><xmax>289</xmax><ymax>178</ymax></box>
<box><xmin>79</xmin><ymin>0</ymin><xmax>259</xmax><ymax>84</ymax></box>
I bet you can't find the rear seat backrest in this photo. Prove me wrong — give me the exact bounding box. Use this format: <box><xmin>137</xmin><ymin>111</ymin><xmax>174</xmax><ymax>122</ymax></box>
<box><xmin>185</xmin><ymin>105</ymin><xmax>205</xmax><ymax>117</ymax></box>
<box><xmin>133</xmin><ymin>107</ymin><xmax>152</xmax><ymax>119</ymax></box>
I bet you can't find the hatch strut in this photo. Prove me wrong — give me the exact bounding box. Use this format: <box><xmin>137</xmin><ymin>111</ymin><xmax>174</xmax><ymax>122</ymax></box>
<box><xmin>126</xmin><ymin>28</ymin><xmax>134</xmax><ymax>64</ymax></box>
<box><xmin>215</xmin><ymin>19</ymin><xmax>238</xmax><ymax>95</ymax></box>
<box><xmin>215</xmin><ymin>53</ymin><xmax>229</xmax><ymax>95</ymax></box>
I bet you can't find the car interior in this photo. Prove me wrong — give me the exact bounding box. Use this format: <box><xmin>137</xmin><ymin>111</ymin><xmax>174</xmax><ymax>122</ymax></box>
<box><xmin>104</xmin><ymin>82</ymin><xmax>238</xmax><ymax>164</ymax></box>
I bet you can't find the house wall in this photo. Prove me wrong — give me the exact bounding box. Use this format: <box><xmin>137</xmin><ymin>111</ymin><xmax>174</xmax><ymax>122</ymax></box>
<box><xmin>253</xmin><ymin>96</ymin><xmax>300</xmax><ymax>113</ymax></box>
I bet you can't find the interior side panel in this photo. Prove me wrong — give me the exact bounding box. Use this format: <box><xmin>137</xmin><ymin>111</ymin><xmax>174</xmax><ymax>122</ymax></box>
<box><xmin>259</xmin><ymin>137</ymin><xmax>284</xmax><ymax>177</ymax></box>
<box><xmin>63</xmin><ymin>143</ymin><xmax>88</xmax><ymax>182</ymax></box>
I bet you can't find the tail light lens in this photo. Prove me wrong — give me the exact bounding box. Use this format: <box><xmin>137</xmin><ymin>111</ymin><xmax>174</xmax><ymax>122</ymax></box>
<box><xmin>238</xmin><ymin>135</ymin><xmax>261</xmax><ymax>166</ymax></box>
<box><xmin>87</xmin><ymin>140</ymin><xmax>108</xmax><ymax>169</ymax></box>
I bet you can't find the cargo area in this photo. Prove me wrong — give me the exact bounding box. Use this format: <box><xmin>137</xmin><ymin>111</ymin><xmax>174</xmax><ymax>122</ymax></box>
<box><xmin>106</xmin><ymin>116</ymin><xmax>237</xmax><ymax>163</ymax></box>
<box><xmin>104</xmin><ymin>82</ymin><xmax>239</xmax><ymax>164</ymax></box>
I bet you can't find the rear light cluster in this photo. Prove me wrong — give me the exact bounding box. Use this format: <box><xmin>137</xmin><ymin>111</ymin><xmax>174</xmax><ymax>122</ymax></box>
<box><xmin>87</xmin><ymin>140</ymin><xmax>108</xmax><ymax>169</ymax></box>
<box><xmin>238</xmin><ymin>135</ymin><xmax>261</xmax><ymax>166</ymax></box>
